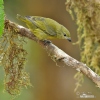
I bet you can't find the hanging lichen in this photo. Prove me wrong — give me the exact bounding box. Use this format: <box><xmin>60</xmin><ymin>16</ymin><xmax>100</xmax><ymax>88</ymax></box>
<box><xmin>0</xmin><ymin>20</ymin><xmax>32</xmax><ymax>96</ymax></box>
<box><xmin>65</xmin><ymin>0</ymin><xmax>100</xmax><ymax>90</ymax></box>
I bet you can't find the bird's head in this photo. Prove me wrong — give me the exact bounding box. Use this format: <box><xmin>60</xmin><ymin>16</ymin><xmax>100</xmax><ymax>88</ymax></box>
<box><xmin>58</xmin><ymin>25</ymin><xmax>71</xmax><ymax>42</ymax></box>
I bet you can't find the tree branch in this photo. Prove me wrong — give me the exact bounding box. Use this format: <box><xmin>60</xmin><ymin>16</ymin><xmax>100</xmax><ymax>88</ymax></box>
<box><xmin>4</xmin><ymin>19</ymin><xmax>100</xmax><ymax>87</ymax></box>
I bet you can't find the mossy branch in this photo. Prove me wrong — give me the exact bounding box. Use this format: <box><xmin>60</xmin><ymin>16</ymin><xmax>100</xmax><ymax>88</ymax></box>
<box><xmin>4</xmin><ymin>19</ymin><xmax>100</xmax><ymax>88</ymax></box>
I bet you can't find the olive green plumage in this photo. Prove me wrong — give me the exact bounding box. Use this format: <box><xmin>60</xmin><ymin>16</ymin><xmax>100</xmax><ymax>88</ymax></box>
<box><xmin>17</xmin><ymin>14</ymin><xmax>71</xmax><ymax>42</ymax></box>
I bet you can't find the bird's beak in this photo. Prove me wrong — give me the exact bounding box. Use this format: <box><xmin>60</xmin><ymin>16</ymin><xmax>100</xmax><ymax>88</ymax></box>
<box><xmin>67</xmin><ymin>38</ymin><xmax>71</xmax><ymax>42</ymax></box>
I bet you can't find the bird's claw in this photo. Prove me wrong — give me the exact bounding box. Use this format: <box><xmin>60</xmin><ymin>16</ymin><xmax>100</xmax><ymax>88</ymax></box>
<box><xmin>43</xmin><ymin>40</ymin><xmax>51</xmax><ymax>45</ymax></box>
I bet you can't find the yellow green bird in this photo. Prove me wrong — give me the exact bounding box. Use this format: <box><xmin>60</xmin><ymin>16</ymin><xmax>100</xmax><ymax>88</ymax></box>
<box><xmin>17</xmin><ymin>14</ymin><xmax>71</xmax><ymax>42</ymax></box>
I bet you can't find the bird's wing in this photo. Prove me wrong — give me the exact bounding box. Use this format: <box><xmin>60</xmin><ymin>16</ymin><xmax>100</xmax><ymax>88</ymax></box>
<box><xmin>26</xmin><ymin>16</ymin><xmax>57</xmax><ymax>36</ymax></box>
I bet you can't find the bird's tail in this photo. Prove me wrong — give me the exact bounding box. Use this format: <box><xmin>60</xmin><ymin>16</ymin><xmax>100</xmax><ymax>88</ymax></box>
<box><xmin>17</xmin><ymin>14</ymin><xmax>28</xmax><ymax>23</ymax></box>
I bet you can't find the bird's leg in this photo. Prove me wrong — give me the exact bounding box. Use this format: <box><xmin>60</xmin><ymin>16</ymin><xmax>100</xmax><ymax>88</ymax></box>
<box><xmin>42</xmin><ymin>40</ymin><xmax>51</xmax><ymax>45</ymax></box>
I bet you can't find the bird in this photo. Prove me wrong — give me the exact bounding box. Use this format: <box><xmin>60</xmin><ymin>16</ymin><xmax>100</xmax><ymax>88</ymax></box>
<box><xmin>17</xmin><ymin>14</ymin><xmax>71</xmax><ymax>42</ymax></box>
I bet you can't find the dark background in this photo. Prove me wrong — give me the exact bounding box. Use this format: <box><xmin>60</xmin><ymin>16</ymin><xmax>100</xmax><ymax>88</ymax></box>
<box><xmin>0</xmin><ymin>0</ymin><xmax>100</xmax><ymax>100</ymax></box>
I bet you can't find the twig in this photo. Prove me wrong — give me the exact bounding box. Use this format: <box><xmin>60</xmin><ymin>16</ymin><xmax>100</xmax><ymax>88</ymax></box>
<box><xmin>4</xmin><ymin>19</ymin><xmax>100</xmax><ymax>88</ymax></box>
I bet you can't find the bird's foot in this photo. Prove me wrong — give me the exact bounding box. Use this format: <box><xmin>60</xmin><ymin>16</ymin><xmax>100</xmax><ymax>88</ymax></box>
<box><xmin>43</xmin><ymin>40</ymin><xmax>51</xmax><ymax>45</ymax></box>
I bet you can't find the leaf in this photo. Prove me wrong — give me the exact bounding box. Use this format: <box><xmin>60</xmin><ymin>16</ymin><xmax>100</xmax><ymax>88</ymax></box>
<box><xmin>0</xmin><ymin>0</ymin><xmax>5</xmax><ymax>37</ymax></box>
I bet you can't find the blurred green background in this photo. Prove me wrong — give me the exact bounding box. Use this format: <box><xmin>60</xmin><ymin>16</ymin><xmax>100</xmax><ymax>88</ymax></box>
<box><xmin>0</xmin><ymin>0</ymin><xmax>100</xmax><ymax>100</ymax></box>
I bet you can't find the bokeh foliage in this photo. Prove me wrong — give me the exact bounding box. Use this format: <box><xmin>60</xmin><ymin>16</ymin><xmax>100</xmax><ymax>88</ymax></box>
<box><xmin>66</xmin><ymin>0</ymin><xmax>100</xmax><ymax>90</ymax></box>
<box><xmin>66</xmin><ymin>0</ymin><xmax>100</xmax><ymax>74</ymax></box>
<box><xmin>0</xmin><ymin>0</ymin><xmax>5</xmax><ymax>36</ymax></box>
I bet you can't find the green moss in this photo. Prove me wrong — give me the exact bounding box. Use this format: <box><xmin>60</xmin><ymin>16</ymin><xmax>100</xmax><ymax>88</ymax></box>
<box><xmin>66</xmin><ymin>0</ymin><xmax>100</xmax><ymax>90</ymax></box>
<box><xmin>66</xmin><ymin>0</ymin><xmax>100</xmax><ymax>74</ymax></box>
<box><xmin>0</xmin><ymin>21</ymin><xmax>32</xmax><ymax>96</ymax></box>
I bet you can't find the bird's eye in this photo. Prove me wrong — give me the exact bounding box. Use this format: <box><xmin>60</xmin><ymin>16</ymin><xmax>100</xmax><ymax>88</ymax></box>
<box><xmin>64</xmin><ymin>34</ymin><xmax>66</xmax><ymax>36</ymax></box>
